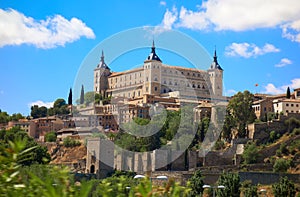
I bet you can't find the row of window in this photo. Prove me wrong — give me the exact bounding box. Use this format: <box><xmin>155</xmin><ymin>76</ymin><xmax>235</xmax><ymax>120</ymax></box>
<box><xmin>285</xmin><ymin>103</ymin><xmax>299</xmax><ymax>107</ymax></box>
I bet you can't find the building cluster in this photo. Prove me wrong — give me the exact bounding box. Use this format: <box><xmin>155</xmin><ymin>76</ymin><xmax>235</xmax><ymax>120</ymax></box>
<box><xmin>76</xmin><ymin>41</ymin><xmax>224</xmax><ymax>130</ymax></box>
<box><xmin>252</xmin><ymin>88</ymin><xmax>300</xmax><ymax>121</ymax></box>
<box><xmin>6</xmin><ymin>115</ymin><xmax>76</xmax><ymax>141</ymax></box>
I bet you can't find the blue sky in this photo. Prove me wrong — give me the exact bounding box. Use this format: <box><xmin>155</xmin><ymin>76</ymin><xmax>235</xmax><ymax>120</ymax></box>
<box><xmin>1</xmin><ymin>0</ymin><xmax>300</xmax><ymax>115</ymax></box>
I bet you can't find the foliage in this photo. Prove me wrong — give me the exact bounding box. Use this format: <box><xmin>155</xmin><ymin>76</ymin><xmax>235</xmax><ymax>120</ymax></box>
<box><xmin>63</xmin><ymin>137</ymin><xmax>81</xmax><ymax>147</ymax></box>
<box><xmin>243</xmin><ymin>185</ymin><xmax>258</xmax><ymax>197</ymax></box>
<box><xmin>222</xmin><ymin>108</ymin><xmax>235</xmax><ymax>141</ymax></box>
<box><xmin>31</xmin><ymin>105</ymin><xmax>48</xmax><ymax>118</ymax></box>
<box><xmin>216</xmin><ymin>173</ymin><xmax>241</xmax><ymax>197</ymax></box>
<box><xmin>0</xmin><ymin>127</ymin><xmax>50</xmax><ymax>165</ymax></box>
<box><xmin>242</xmin><ymin>142</ymin><xmax>259</xmax><ymax>164</ymax></box>
<box><xmin>0</xmin><ymin>139</ymin><xmax>93</xmax><ymax>197</ymax></box>
<box><xmin>80</xmin><ymin>84</ymin><xmax>85</xmax><ymax>104</ymax></box>
<box><xmin>273</xmin><ymin>158</ymin><xmax>291</xmax><ymax>173</ymax></box>
<box><xmin>226</xmin><ymin>90</ymin><xmax>256</xmax><ymax>138</ymax></box>
<box><xmin>0</xmin><ymin>110</ymin><xmax>10</xmax><ymax>124</ymax></box>
<box><xmin>267</xmin><ymin>112</ymin><xmax>276</xmax><ymax>121</ymax></box>
<box><xmin>285</xmin><ymin>117</ymin><xmax>300</xmax><ymax>133</ymax></box>
<box><xmin>45</xmin><ymin>131</ymin><xmax>57</xmax><ymax>142</ymax></box>
<box><xmin>269</xmin><ymin>130</ymin><xmax>280</xmax><ymax>143</ymax></box>
<box><xmin>68</xmin><ymin>88</ymin><xmax>72</xmax><ymax>105</ymax></box>
<box><xmin>48</xmin><ymin>98</ymin><xmax>70</xmax><ymax>115</ymax></box>
<box><xmin>286</xmin><ymin>87</ymin><xmax>291</xmax><ymax>99</ymax></box>
<box><xmin>272</xmin><ymin>176</ymin><xmax>296</xmax><ymax>197</ymax></box>
<box><xmin>187</xmin><ymin>170</ymin><xmax>204</xmax><ymax>197</ymax></box>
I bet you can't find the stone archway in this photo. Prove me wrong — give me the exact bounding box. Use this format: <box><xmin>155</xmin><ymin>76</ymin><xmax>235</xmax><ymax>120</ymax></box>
<box><xmin>90</xmin><ymin>165</ymin><xmax>95</xmax><ymax>174</ymax></box>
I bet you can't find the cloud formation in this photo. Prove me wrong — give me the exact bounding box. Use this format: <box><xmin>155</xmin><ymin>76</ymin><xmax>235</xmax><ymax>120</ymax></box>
<box><xmin>28</xmin><ymin>100</ymin><xmax>54</xmax><ymax>108</ymax></box>
<box><xmin>225</xmin><ymin>43</ymin><xmax>280</xmax><ymax>58</ymax></box>
<box><xmin>275</xmin><ymin>58</ymin><xmax>292</xmax><ymax>68</ymax></box>
<box><xmin>0</xmin><ymin>8</ymin><xmax>95</xmax><ymax>49</ymax></box>
<box><xmin>263</xmin><ymin>78</ymin><xmax>300</xmax><ymax>94</ymax></box>
<box><xmin>160</xmin><ymin>1</ymin><xmax>166</xmax><ymax>6</ymax></box>
<box><xmin>159</xmin><ymin>0</ymin><xmax>300</xmax><ymax>42</ymax></box>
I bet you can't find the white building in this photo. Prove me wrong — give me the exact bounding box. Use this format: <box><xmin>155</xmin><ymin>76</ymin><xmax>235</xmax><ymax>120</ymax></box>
<box><xmin>273</xmin><ymin>99</ymin><xmax>300</xmax><ymax>115</ymax></box>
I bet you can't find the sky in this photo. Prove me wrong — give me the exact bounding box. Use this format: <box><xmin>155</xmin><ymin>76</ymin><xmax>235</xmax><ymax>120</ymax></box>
<box><xmin>1</xmin><ymin>0</ymin><xmax>300</xmax><ymax>115</ymax></box>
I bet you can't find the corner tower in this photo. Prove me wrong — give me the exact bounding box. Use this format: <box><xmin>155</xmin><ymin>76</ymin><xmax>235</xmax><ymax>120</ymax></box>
<box><xmin>143</xmin><ymin>41</ymin><xmax>162</xmax><ymax>95</ymax></box>
<box><xmin>208</xmin><ymin>49</ymin><xmax>223</xmax><ymax>98</ymax></box>
<box><xmin>94</xmin><ymin>50</ymin><xmax>111</xmax><ymax>96</ymax></box>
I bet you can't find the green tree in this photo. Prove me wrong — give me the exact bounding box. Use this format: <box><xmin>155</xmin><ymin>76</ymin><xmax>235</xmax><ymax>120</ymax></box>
<box><xmin>216</xmin><ymin>173</ymin><xmax>241</xmax><ymax>197</ymax></box>
<box><xmin>45</xmin><ymin>131</ymin><xmax>57</xmax><ymax>142</ymax></box>
<box><xmin>272</xmin><ymin>177</ymin><xmax>296</xmax><ymax>197</ymax></box>
<box><xmin>68</xmin><ymin>88</ymin><xmax>72</xmax><ymax>105</ymax></box>
<box><xmin>0</xmin><ymin>110</ymin><xmax>10</xmax><ymax>124</ymax></box>
<box><xmin>242</xmin><ymin>142</ymin><xmax>259</xmax><ymax>164</ymax></box>
<box><xmin>9</xmin><ymin>113</ymin><xmax>25</xmax><ymax>121</ymax></box>
<box><xmin>84</xmin><ymin>91</ymin><xmax>95</xmax><ymax>105</ymax></box>
<box><xmin>273</xmin><ymin>158</ymin><xmax>291</xmax><ymax>173</ymax></box>
<box><xmin>222</xmin><ymin>109</ymin><xmax>235</xmax><ymax>142</ymax></box>
<box><xmin>243</xmin><ymin>185</ymin><xmax>258</xmax><ymax>197</ymax></box>
<box><xmin>187</xmin><ymin>170</ymin><xmax>204</xmax><ymax>197</ymax></box>
<box><xmin>80</xmin><ymin>84</ymin><xmax>84</xmax><ymax>104</ymax></box>
<box><xmin>0</xmin><ymin>127</ymin><xmax>50</xmax><ymax>165</ymax></box>
<box><xmin>227</xmin><ymin>91</ymin><xmax>256</xmax><ymax>138</ymax></box>
<box><xmin>30</xmin><ymin>105</ymin><xmax>48</xmax><ymax>119</ymax></box>
<box><xmin>286</xmin><ymin>86</ymin><xmax>291</xmax><ymax>99</ymax></box>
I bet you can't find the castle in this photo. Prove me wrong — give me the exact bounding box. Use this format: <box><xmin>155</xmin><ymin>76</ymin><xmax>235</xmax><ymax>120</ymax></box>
<box><xmin>94</xmin><ymin>41</ymin><xmax>223</xmax><ymax>101</ymax></box>
<box><xmin>85</xmin><ymin>42</ymin><xmax>224</xmax><ymax>130</ymax></box>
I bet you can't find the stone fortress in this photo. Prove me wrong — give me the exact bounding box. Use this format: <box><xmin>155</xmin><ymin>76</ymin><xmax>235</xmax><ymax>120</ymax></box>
<box><xmin>84</xmin><ymin>41</ymin><xmax>227</xmax><ymax>177</ymax></box>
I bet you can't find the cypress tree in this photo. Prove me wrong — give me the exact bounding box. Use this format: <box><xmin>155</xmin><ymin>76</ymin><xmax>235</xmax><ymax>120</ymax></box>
<box><xmin>80</xmin><ymin>85</ymin><xmax>84</xmax><ymax>104</ymax></box>
<box><xmin>68</xmin><ymin>88</ymin><xmax>72</xmax><ymax>105</ymax></box>
<box><xmin>286</xmin><ymin>87</ymin><xmax>291</xmax><ymax>99</ymax></box>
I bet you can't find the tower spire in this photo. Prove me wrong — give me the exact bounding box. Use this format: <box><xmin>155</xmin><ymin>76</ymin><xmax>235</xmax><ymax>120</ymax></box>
<box><xmin>210</xmin><ymin>46</ymin><xmax>223</xmax><ymax>70</ymax></box>
<box><xmin>145</xmin><ymin>40</ymin><xmax>162</xmax><ymax>62</ymax></box>
<box><xmin>97</xmin><ymin>50</ymin><xmax>109</xmax><ymax>69</ymax></box>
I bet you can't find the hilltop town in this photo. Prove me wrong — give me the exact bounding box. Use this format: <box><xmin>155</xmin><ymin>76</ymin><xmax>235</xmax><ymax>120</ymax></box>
<box><xmin>1</xmin><ymin>43</ymin><xmax>300</xmax><ymax>196</ymax></box>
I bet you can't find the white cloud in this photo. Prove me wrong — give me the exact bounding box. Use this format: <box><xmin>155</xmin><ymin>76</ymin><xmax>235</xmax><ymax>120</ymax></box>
<box><xmin>160</xmin><ymin>1</ymin><xmax>166</xmax><ymax>6</ymax></box>
<box><xmin>226</xmin><ymin>89</ymin><xmax>237</xmax><ymax>96</ymax></box>
<box><xmin>275</xmin><ymin>58</ymin><xmax>292</xmax><ymax>68</ymax></box>
<box><xmin>28</xmin><ymin>100</ymin><xmax>54</xmax><ymax>108</ymax></box>
<box><xmin>281</xmin><ymin>19</ymin><xmax>300</xmax><ymax>42</ymax></box>
<box><xmin>225</xmin><ymin>43</ymin><xmax>280</xmax><ymax>58</ymax></box>
<box><xmin>263</xmin><ymin>78</ymin><xmax>300</xmax><ymax>94</ymax></box>
<box><xmin>0</xmin><ymin>8</ymin><xmax>95</xmax><ymax>49</ymax></box>
<box><xmin>176</xmin><ymin>6</ymin><xmax>209</xmax><ymax>30</ymax></box>
<box><xmin>147</xmin><ymin>6</ymin><xmax>178</xmax><ymax>35</ymax></box>
<box><xmin>158</xmin><ymin>1</ymin><xmax>300</xmax><ymax>42</ymax></box>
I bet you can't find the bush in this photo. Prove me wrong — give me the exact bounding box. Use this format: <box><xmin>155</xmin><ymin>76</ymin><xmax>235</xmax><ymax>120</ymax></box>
<box><xmin>187</xmin><ymin>170</ymin><xmax>204</xmax><ymax>197</ymax></box>
<box><xmin>63</xmin><ymin>137</ymin><xmax>81</xmax><ymax>147</ymax></box>
<box><xmin>216</xmin><ymin>173</ymin><xmax>241</xmax><ymax>197</ymax></box>
<box><xmin>273</xmin><ymin>158</ymin><xmax>291</xmax><ymax>172</ymax></box>
<box><xmin>243</xmin><ymin>185</ymin><xmax>258</xmax><ymax>197</ymax></box>
<box><xmin>272</xmin><ymin>177</ymin><xmax>296</xmax><ymax>197</ymax></box>
<box><xmin>45</xmin><ymin>131</ymin><xmax>57</xmax><ymax>142</ymax></box>
<box><xmin>242</xmin><ymin>142</ymin><xmax>259</xmax><ymax>164</ymax></box>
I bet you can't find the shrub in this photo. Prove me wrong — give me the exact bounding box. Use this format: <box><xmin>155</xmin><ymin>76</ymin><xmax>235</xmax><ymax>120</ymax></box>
<box><xmin>242</xmin><ymin>142</ymin><xmax>259</xmax><ymax>164</ymax></box>
<box><xmin>273</xmin><ymin>158</ymin><xmax>291</xmax><ymax>173</ymax></box>
<box><xmin>187</xmin><ymin>170</ymin><xmax>204</xmax><ymax>197</ymax></box>
<box><xmin>216</xmin><ymin>173</ymin><xmax>241</xmax><ymax>197</ymax></box>
<box><xmin>45</xmin><ymin>131</ymin><xmax>57</xmax><ymax>142</ymax></box>
<box><xmin>272</xmin><ymin>177</ymin><xmax>296</xmax><ymax>197</ymax></box>
<box><xmin>243</xmin><ymin>185</ymin><xmax>258</xmax><ymax>197</ymax></box>
<box><xmin>63</xmin><ymin>137</ymin><xmax>81</xmax><ymax>147</ymax></box>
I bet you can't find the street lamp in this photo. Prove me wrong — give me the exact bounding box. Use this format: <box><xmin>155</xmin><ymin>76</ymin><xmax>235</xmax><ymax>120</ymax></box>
<box><xmin>203</xmin><ymin>184</ymin><xmax>225</xmax><ymax>197</ymax></box>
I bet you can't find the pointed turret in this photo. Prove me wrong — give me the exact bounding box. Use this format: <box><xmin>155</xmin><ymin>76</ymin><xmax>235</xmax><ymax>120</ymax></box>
<box><xmin>210</xmin><ymin>48</ymin><xmax>223</xmax><ymax>70</ymax></box>
<box><xmin>145</xmin><ymin>40</ymin><xmax>162</xmax><ymax>62</ymax></box>
<box><xmin>97</xmin><ymin>50</ymin><xmax>109</xmax><ymax>69</ymax></box>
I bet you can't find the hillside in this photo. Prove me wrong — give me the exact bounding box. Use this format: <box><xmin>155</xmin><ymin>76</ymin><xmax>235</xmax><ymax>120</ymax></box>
<box><xmin>46</xmin><ymin>142</ymin><xmax>87</xmax><ymax>173</ymax></box>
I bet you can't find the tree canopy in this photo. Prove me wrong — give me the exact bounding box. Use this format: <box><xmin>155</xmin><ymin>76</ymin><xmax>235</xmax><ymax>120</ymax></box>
<box><xmin>226</xmin><ymin>90</ymin><xmax>256</xmax><ymax>138</ymax></box>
